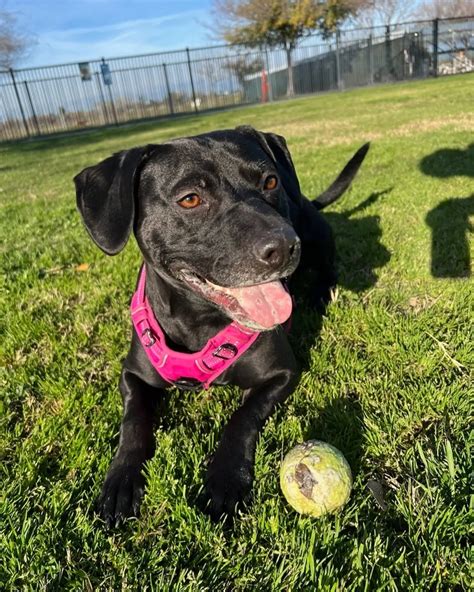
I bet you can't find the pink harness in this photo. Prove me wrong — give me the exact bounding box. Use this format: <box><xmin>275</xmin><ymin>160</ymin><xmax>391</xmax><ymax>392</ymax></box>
<box><xmin>131</xmin><ymin>266</ymin><xmax>261</xmax><ymax>390</ymax></box>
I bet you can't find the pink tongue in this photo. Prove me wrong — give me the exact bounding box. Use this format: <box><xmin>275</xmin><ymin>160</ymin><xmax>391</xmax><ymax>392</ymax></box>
<box><xmin>225</xmin><ymin>280</ymin><xmax>292</xmax><ymax>328</ymax></box>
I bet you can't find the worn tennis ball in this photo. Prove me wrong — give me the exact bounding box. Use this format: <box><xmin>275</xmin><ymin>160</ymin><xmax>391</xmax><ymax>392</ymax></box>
<box><xmin>280</xmin><ymin>440</ymin><xmax>352</xmax><ymax>517</ymax></box>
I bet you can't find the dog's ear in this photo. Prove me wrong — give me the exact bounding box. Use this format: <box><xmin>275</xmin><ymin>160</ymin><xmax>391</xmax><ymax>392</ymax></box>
<box><xmin>236</xmin><ymin>125</ymin><xmax>301</xmax><ymax>199</ymax></box>
<box><xmin>74</xmin><ymin>145</ymin><xmax>156</xmax><ymax>255</ymax></box>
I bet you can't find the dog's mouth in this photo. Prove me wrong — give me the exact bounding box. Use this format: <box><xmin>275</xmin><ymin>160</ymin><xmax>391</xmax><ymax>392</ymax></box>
<box><xmin>179</xmin><ymin>270</ymin><xmax>292</xmax><ymax>331</ymax></box>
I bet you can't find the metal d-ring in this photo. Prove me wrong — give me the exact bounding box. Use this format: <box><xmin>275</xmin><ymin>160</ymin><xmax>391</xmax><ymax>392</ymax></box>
<box><xmin>141</xmin><ymin>328</ymin><xmax>156</xmax><ymax>347</ymax></box>
<box><xmin>213</xmin><ymin>343</ymin><xmax>238</xmax><ymax>359</ymax></box>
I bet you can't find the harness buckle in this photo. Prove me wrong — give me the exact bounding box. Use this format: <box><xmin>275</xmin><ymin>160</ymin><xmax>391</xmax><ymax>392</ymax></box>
<box><xmin>213</xmin><ymin>343</ymin><xmax>238</xmax><ymax>360</ymax></box>
<box><xmin>173</xmin><ymin>377</ymin><xmax>203</xmax><ymax>391</ymax></box>
<box><xmin>141</xmin><ymin>328</ymin><xmax>156</xmax><ymax>348</ymax></box>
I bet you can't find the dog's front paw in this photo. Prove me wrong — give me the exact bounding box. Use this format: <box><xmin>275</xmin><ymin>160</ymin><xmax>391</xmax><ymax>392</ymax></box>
<box><xmin>201</xmin><ymin>455</ymin><xmax>254</xmax><ymax>522</ymax></box>
<box><xmin>96</xmin><ymin>463</ymin><xmax>145</xmax><ymax>528</ymax></box>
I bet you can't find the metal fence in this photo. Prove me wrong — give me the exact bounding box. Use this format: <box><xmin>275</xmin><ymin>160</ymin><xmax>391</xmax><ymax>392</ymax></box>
<box><xmin>1</xmin><ymin>16</ymin><xmax>473</xmax><ymax>142</ymax></box>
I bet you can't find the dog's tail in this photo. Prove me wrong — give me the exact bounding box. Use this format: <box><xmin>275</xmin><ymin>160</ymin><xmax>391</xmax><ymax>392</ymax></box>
<box><xmin>313</xmin><ymin>142</ymin><xmax>370</xmax><ymax>210</ymax></box>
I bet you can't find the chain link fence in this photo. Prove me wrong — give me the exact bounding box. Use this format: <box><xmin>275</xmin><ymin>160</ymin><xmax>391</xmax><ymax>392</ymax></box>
<box><xmin>1</xmin><ymin>16</ymin><xmax>473</xmax><ymax>141</ymax></box>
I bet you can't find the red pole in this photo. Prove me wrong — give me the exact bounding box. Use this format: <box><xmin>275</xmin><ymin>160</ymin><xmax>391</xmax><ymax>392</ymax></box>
<box><xmin>261</xmin><ymin>69</ymin><xmax>269</xmax><ymax>103</ymax></box>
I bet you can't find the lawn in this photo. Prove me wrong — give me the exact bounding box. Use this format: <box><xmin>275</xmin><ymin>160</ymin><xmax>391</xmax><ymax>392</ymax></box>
<box><xmin>1</xmin><ymin>75</ymin><xmax>473</xmax><ymax>591</ymax></box>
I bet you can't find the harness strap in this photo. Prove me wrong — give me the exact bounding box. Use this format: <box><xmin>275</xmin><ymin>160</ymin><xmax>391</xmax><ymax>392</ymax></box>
<box><xmin>130</xmin><ymin>265</ymin><xmax>260</xmax><ymax>390</ymax></box>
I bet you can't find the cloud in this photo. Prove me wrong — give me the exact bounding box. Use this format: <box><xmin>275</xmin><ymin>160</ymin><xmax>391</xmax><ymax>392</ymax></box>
<box><xmin>26</xmin><ymin>9</ymin><xmax>211</xmax><ymax>66</ymax></box>
<box><xmin>51</xmin><ymin>11</ymin><xmax>198</xmax><ymax>39</ymax></box>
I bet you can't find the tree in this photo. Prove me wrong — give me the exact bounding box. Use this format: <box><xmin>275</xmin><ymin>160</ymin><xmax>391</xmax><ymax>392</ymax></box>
<box><xmin>223</xmin><ymin>55</ymin><xmax>265</xmax><ymax>87</ymax></box>
<box><xmin>351</xmin><ymin>0</ymin><xmax>416</xmax><ymax>28</ymax></box>
<box><xmin>212</xmin><ymin>0</ymin><xmax>368</xmax><ymax>96</ymax></box>
<box><xmin>416</xmin><ymin>0</ymin><xmax>474</xmax><ymax>20</ymax></box>
<box><xmin>0</xmin><ymin>9</ymin><xmax>29</xmax><ymax>69</ymax></box>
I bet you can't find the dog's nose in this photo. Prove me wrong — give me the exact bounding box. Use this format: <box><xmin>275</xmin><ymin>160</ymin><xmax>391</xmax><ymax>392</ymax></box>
<box><xmin>254</xmin><ymin>231</ymin><xmax>300</xmax><ymax>271</ymax></box>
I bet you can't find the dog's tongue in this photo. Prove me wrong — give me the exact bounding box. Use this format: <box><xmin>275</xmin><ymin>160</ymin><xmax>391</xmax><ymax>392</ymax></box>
<box><xmin>222</xmin><ymin>280</ymin><xmax>292</xmax><ymax>329</ymax></box>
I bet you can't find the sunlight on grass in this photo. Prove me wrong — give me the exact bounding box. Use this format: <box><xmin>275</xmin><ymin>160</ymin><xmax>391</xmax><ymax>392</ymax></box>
<box><xmin>1</xmin><ymin>75</ymin><xmax>472</xmax><ymax>590</ymax></box>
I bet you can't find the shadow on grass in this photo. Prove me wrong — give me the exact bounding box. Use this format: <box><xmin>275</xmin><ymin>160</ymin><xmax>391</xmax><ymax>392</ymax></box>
<box><xmin>262</xmin><ymin>190</ymin><xmax>391</xmax><ymax>480</ymax></box>
<box><xmin>420</xmin><ymin>143</ymin><xmax>474</xmax><ymax>178</ymax></box>
<box><xmin>425</xmin><ymin>195</ymin><xmax>474</xmax><ymax>278</ymax></box>
<box><xmin>420</xmin><ymin>144</ymin><xmax>473</xmax><ymax>278</ymax></box>
<box><xmin>274</xmin><ymin>190</ymin><xmax>392</xmax><ymax>486</ymax></box>
<box><xmin>303</xmin><ymin>393</ymin><xmax>364</xmax><ymax>475</ymax></box>
<box><xmin>328</xmin><ymin>189</ymin><xmax>392</xmax><ymax>293</ymax></box>
<box><xmin>290</xmin><ymin>188</ymin><xmax>391</xmax><ymax>365</ymax></box>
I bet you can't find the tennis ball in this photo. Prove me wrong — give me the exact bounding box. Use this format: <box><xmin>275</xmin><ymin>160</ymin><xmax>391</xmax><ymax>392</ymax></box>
<box><xmin>280</xmin><ymin>440</ymin><xmax>352</xmax><ymax>517</ymax></box>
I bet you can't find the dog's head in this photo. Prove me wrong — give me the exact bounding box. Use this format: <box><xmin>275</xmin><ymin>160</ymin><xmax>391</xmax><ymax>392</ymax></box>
<box><xmin>74</xmin><ymin>126</ymin><xmax>302</xmax><ymax>330</ymax></box>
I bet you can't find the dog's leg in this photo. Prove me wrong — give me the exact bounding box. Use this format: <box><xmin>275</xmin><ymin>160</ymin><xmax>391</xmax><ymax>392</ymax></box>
<box><xmin>203</xmin><ymin>335</ymin><xmax>299</xmax><ymax>520</ymax></box>
<box><xmin>97</xmin><ymin>368</ymin><xmax>164</xmax><ymax>527</ymax></box>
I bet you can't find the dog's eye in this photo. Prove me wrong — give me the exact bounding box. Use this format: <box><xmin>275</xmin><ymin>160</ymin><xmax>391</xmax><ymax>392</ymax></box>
<box><xmin>263</xmin><ymin>175</ymin><xmax>278</xmax><ymax>191</ymax></box>
<box><xmin>178</xmin><ymin>193</ymin><xmax>202</xmax><ymax>209</ymax></box>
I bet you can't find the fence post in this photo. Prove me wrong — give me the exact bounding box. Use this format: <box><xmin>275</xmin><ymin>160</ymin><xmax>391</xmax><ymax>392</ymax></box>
<box><xmin>162</xmin><ymin>63</ymin><xmax>174</xmax><ymax>115</ymax></box>
<box><xmin>102</xmin><ymin>58</ymin><xmax>118</xmax><ymax>125</ymax></box>
<box><xmin>95</xmin><ymin>72</ymin><xmax>110</xmax><ymax>124</ymax></box>
<box><xmin>9</xmin><ymin>69</ymin><xmax>30</xmax><ymax>138</ymax></box>
<box><xmin>23</xmin><ymin>81</ymin><xmax>40</xmax><ymax>135</ymax></box>
<box><xmin>385</xmin><ymin>25</ymin><xmax>392</xmax><ymax>79</ymax></box>
<box><xmin>432</xmin><ymin>18</ymin><xmax>439</xmax><ymax>77</ymax></box>
<box><xmin>264</xmin><ymin>47</ymin><xmax>273</xmax><ymax>101</ymax></box>
<box><xmin>186</xmin><ymin>47</ymin><xmax>198</xmax><ymax>113</ymax></box>
<box><xmin>335</xmin><ymin>29</ymin><xmax>342</xmax><ymax>89</ymax></box>
<box><xmin>108</xmin><ymin>85</ymin><xmax>119</xmax><ymax>125</ymax></box>
<box><xmin>368</xmin><ymin>34</ymin><xmax>374</xmax><ymax>84</ymax></box>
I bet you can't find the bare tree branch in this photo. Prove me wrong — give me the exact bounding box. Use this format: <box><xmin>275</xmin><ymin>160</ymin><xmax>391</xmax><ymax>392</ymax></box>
<box><xmin>350</xmin><ymin>0</ymin><xmax>417</xmax><ymax>28</ymax></box>
<box><xmin>416</xmin><ymin>0</ymin><xmax>474</xmax><ymax>20</ymax></box>
<box><xmin>0</xmin><ymin>8</ymin><xmax>31</xmax><ymax>69</ymax></box>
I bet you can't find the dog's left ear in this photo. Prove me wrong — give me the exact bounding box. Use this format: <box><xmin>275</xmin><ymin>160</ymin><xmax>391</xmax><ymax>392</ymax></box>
<box><xmin>74</xmin><ymin>145</ymin><xmax>156</xmax><ymax>255</ymax></box>
<box><xmin>236</xmin><ymin>126</ymin><xmax>301</xmax><ymax>199</ymax></box>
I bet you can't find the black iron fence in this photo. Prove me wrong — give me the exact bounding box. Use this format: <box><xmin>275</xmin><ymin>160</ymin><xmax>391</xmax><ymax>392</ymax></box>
<box><xmin>1</xmin><ymin>16</ymin><xmax>473</xmax><ymax>141</ymax></box>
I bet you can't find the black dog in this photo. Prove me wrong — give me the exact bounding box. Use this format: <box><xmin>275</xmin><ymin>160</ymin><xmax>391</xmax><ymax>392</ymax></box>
<box><xmin>74</xmin><ymin>126</ymin><xmax>369</xmax><ymax>526</ymax></box>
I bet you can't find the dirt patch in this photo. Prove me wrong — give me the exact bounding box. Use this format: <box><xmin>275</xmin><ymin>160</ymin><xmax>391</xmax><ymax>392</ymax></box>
<box><xmin>392</xmin><ymin>113</ymin><xmax>474</xmax><ymax>137</ymax></box>
<box><xmin>294</xmin><ymin>130</ymin><xmax>383</xmax><ymax>149</ymax></box>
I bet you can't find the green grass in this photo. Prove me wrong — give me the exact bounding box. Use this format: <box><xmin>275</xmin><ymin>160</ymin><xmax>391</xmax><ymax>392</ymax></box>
<box><xmin>1</xmin><ymin>75</ymin><xmax>473</xmax><ymax>591</ymax></box>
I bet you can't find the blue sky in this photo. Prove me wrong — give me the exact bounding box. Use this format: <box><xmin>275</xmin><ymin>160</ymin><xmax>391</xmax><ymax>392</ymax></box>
<box><xmin>12</xmin><ymin>0</ymin><xmax>215</xmax><ymax>67</ymax></box>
